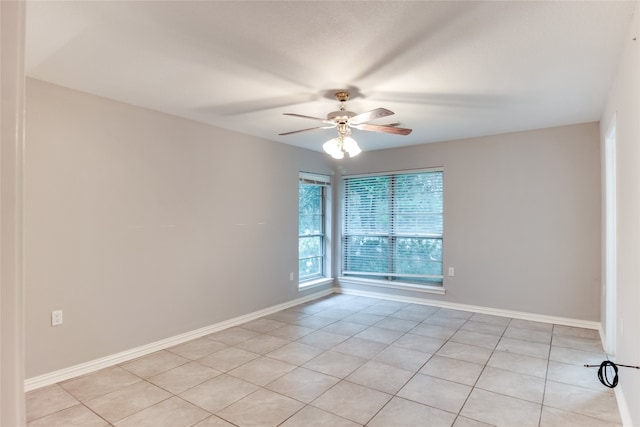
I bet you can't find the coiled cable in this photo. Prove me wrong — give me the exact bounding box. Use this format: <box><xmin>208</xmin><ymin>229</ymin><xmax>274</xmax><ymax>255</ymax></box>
<box><xmin>584</xmin><ymin>361</ymin><xmax>640</xmax><ymax>388</ymax></box>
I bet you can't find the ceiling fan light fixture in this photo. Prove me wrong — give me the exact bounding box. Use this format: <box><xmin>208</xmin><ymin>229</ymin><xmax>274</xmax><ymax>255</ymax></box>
<box><xmin>323</xmin><ymin>136</ymin><xmax>360</xmax><ymax>159</ymax></box>
<box><xmin>323</xmin><ymin>138</ymin><xmax>344</xmax><ymax>159</ymax></box>
<box><xmin>343</xmin><ymin>136</ymin><xmax>361</xmax><ymax>157</ymax></box>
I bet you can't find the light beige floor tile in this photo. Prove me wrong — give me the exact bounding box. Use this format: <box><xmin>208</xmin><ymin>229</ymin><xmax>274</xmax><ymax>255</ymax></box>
<box><xmin>342</xmin><ymin>312</ymin><xmax>385</xmax><ymax>326</ymax></box>
<box><xmin>280</xmin><ymin>405</ymin><xmax>362</xmax><ymax>427</ymax></box>
<box><xmin>436</xmin><ymin>341</ymin><xmax>493</xmax><ymax>365</ymax></box>
<box><xmin>476</xmin><ymin>366</ymin><xmax>545</xmax><ymax>403</ymax></box>
<box><xmin>409</xmin><ymin>322</ymin><xmax>458</xmax><ymax>340</ymax></box>
<box><xmin>389</xmin><ymin>308</ymin><xmax>433</xmax><ymax>322</ymax></box>
<box><xmin>197</xmin><ymin>346</ymin><xmax>260</xmax><ymax>372</ymax></box>
<box><xmin>368</xmin><ymin>396</ymin><xmax>456</xmax><ymax>427</ymax></box>
<box><xmin>460</xmin><ymin>320</ymin><xmax>507</xmax><ymax>336</ymax></box>
<box><xmin>303</xmin><ymin>350</ymin><xmax>366</xmax><ymax>378</ymax></box>
<box><xmin>374</xmin><ymin>317</ymin><xmax>419</xmax><ymax>332</ymax></box>
<box><xmin>216</xmin><ymin>388</ymin><xmax>304</xmax><ymax>426</ymax></box>
<box><xmin>399</xmin><ymin>303</ymin><xmax>439</xmax><ymax>316</ymax></box>
<box><xmin>205</xmin><ymin>327</ymin><xmax>259</xmax><ymax>345</ymax></box>
<box><xmin>547</xmin><ymin>360</ymin><xmax>604</xmax><ymax>390</ymax></box>
<box><xmin>264</xmin><ymin>309</ymin><xmax>309</xmax><ymax>324</ymax></box>
<box><xmin>26</xmin><ymin>384</ymin><xmax>79</xmax><ymax>422</ymax></box>
<box><xmin>373</xmin><ymin>345</ymin><xmax>432</xmax><ymax>372</ymax></box>
<box><xmin>321</xmin><ymin>320</ymin><xmax>369</xmax><ymax>336</ymax></box>
<box><xmin>453</xmin><ymin>416</ymin><xmax>494</xmax><ymax>426</ymax></box>
<box><xmin>543</xmin><ymin>380</ymin><xmax>621</xmax><ymax>424</ymax></box>
<box><xmin>297</xmin><ymin>330</ymin><xmax>349</xmax><ymax>349</ymax></box>
<box><xmin>508</xmin><ymin>318</ymin><xmax>553</xmax><ymax>333</ymax></box>
<box><xmin>450</xmin><ymin>329</ymin><xmax>500</xmax><ymax>349</ymax></box>
<box><xmin>354</xmin><ymin>326</ymin><xmax>404</xmax><ymax>344</ymax></box>
<box><xmin>551</xmin><ymin>335</ymin><xmax>604</xmax><ymax>353</ymax></box>
<box><xmin>179</xmin><ymin>374</ymin><xmax>259</xmax><ymax>413</ymax></box>
<box><xmin>293</xmin><ymin>314</ymin><xmax>339</xmax><ymax>329</ymax></box>
<box><xmin>147</xmin><ymin>361</ymin><xmax>221</xmax><ymax>394</ymax></box>
<box><xmin>434</xmin><ymin>308</ymin><xmax>474</xmax><ymax>320</ymax></box>
<box><xmin>266</xmin><ymin>367</ymin><xmax>339</xmax><ymax>403</ymax></box>
<box><xmin>487</xmin><ymin>350</ymin><xmax>548</xmax><ymax>378</ymax></box>
<box><xmin>193</xmin><ymin>415</ymin><xmax>237</xmax><ymax>426</ymax></box>
<box><xmin>234</xmin><ymin>333</ymin><xmax>290</xmax><ymax>354</ymax></box>
<box><xmin>361</xmin><ymin>304</ymin><xmax>404</xmax><ymax>317</ymax></box>
<box><xmin>266</xmin><ymin>341</ymin><xmax>324</xmax><ymax>365</ymax></box>
<box><xmin>331</xmin><ymin>336</ymin><xmax>388</xmax><ymax>359</ymax></box>
<box><xmin>60</xmin><ymin>366</ymin><xmax>141</xmax><ymax>402</ymax></box>
<box><xmin>84</xmin><ymin>380</ymin><xmax>171</xmax><ymax>423</ymax></box>
<box><xmin>265</xmin><ymin>323</ymin><xmax>315</xmax><ymax>340</ymax></box>
<box><xmin>424</xmin><ymin>314</ymin><xmax>468</xmax><ymax>328</ymax></box>
<box><xmin>420</xmin><ymin>355</ymin><xmax>484</xmax><ymax>386</ymax></box>
<box><xmin>553</xmin><ymin>325</ymin><xmax>601</xmax><ymax>340</ymax></box>
<box><xmin>114</xmin><ymin>396</ymin><xmax>209</xmax><ymax>427</ymax></box>
<box><xmin>394</xmin><ymin>333</ymin><xmax>447</xmax><ymax>353</ymax></box>
<box><xmin>316</xmin><ymin>307</ymin><xmax>359</xmax><ymax>320</ymax></box>
<box><xmin>240</xmin><ymin>317</ymin><xmax>287</xmax><ymax>333</ymax></box>
<box><xmin>496</xmin><ymin>337</ymin><xmax>550</xmax><ymax>359</ymax></box>
<box><xmin>228</xmin><ymin>356</ymin><xmax>296</xmax><ymax>386</ymax></box>
<box><xmin>312</xmin><ymin>380</ymin><xmax>392</xmax><ymax>425</ymax></box>
<box><xmin>120</xmin><ymin>350</ymin><xmax>189</xmax><ymax>378</ymax></box>
<box><xmin>397</xmin><ymin>373</ymin><xmax>471</xmax><ymax>413</ymax></box>
<box><xmin>540</xmin><ymin>406</ymin><xmax>623</xmax><ymax>427</ymax></box>
<box><xmin>346</xmin><ymin>360</ymin><xmax>414</xmax><ymax>394</ymax></box>
<box><xmin>460</xmin><ymin>388</ymin><xmax>541</xmax><ymax>427</ymax></box>
<box><xmin>549</xmin><ymin>346</ymin><xmax>606</xmax><ymax>366</ymax></box>
<box><xmin>469</xmin><ymin>313</ymin><xmax>511</xmax><ymax>326</ymax></box>
<box><xmin>27</xmin><ymin>404</ymin><xmax>109</xmax><ymax>427</ymax></box>
<box><xmin>503</xmin><ymin>325</ymin><xmax>552</xmax><ymax>344</ymax></box>
<box><xmin>167</xmin><ymin>338</ymin><xmax>228</xmax><ymax>360</ymax></box>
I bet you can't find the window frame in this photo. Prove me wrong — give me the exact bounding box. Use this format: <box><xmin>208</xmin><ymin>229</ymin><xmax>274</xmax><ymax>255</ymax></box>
<box><xmin>298</xmin><ymin>172</ymin><xmax>332</xmax><ymax>289</ymax></box>
<box><xmin>340</xmin><ymin>168</ymin><xmax>444</xmax><ymax>289</ymax></box>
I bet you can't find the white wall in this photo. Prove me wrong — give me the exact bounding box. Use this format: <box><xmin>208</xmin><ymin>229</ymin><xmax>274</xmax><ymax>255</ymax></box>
<box><xmin>337</xmin><ymin>123</ymin><xmax>602</xmax><ymax>321</ymax></box>
<box><xmin>601</xmin><ymin>4</ymin><xmax>639</xmax><ymax>425</ymax></box>
<box><xmin>24</xmin><ymin>79</ymin><xmax>333</xmax><ymax>379</ymax></box>
<box><xmin>1</xmin><ymin>1</ymin><xmax>26</xmax><ymax>425</ymax></box>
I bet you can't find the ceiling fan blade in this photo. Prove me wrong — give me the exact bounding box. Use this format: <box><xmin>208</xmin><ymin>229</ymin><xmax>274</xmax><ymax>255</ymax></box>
<box><xmin>279</xmin><ymin>125</ymin><xmax>334</xmax><ymax>136</ymax></box>
<box><xmin>355</xmin><ymin>123</ymin><xmax>413</xmax><ymax>135</ymax></box>
<box><xmin>349</xmin><ymin>108</ymin><xmax>394</xmax><ymax>125</ymax></box>
<box><xmin>283</xmin><ymin>113</ymin><xmax>332</xmax><ymax>124</ymax></box>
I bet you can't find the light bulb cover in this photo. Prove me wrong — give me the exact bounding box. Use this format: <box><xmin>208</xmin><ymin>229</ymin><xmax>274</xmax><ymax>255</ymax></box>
<box><xmin>343</xmin><ymin>137</ymin><xmax>361</xmax><ymax>157</ymax></box>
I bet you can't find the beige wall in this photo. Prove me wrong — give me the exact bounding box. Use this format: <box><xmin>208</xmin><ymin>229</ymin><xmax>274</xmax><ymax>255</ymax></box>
<box><xmin>24</xmin><ymin>79</ymin><xmax>333</xmax><ymax>378</ymax></box>
<box><xmin>601</xmin><ymin>5</ymin><xmax>639</xmax><ymax>425</ymax></box>
<box><xmin>337</xmin><ymin>123</ymin><xmax>602</xmax><ymax>321</ymax></box>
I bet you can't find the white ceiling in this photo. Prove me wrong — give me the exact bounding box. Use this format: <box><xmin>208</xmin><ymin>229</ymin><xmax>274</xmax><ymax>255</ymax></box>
<box><xmin>26</xmin><ymin>1</ymin><xmax>637</xmax><ymax>153</ymax></box>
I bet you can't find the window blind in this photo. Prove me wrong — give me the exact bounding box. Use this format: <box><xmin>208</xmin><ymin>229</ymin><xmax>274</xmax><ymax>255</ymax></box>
<box><xmin>342</xmin><ymin>170</ymin><xmax>443</xmax><ymax>284</ymax></box>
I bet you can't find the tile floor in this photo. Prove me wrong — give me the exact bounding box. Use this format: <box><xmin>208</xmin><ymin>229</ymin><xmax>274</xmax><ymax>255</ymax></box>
<box><xmin>26</xmin><ymin>293</ymin><xmax>622</xmax><ymax>426</ymax></box>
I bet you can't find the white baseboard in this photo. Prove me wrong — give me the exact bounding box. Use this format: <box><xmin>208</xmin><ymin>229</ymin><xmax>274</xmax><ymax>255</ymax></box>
<box><xmin>337</xmin><ymin>287</ymin><xmax>601</xmax><ymax>330</ymax></box>
<box><xmin>24</xmin><ymin>288</ymin><xmax>333</xmax><ymax>392</ymax></box>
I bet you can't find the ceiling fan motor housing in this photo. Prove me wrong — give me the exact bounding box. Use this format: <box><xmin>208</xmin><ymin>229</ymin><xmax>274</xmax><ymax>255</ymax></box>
<box><xmin>327</xmin><ymin>110</ymin><xmax>356</xmax><ymax>124</ymax></box>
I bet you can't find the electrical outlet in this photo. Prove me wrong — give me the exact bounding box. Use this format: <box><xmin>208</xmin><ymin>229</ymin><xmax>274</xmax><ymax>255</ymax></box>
<box><xmin>289</xmin><ymin>272</ymin><xmax>294</xmax><ymax>281</ymax></box>
<box><xmin>51</xmin><ymin>310</ymin><xmax>63</xmax><ymax>326</ymax></box>
<box><xmin>448</xmin><ymin>267</ymin><xmax>455</xmax><ymax>277</ymax></box>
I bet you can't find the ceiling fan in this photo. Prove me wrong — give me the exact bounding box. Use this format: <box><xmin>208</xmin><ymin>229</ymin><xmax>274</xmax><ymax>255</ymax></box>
<box><xmin>279</xmin><ymin>91</ymin><xmax>412</xmax><ymax>159</ymax></box>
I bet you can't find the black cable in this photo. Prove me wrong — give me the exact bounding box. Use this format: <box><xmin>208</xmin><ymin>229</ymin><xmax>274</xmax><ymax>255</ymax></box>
<box><xmin>584</xmin><ymin>361</ymin><xmax>640</xmax><ymax>388</ymax></box>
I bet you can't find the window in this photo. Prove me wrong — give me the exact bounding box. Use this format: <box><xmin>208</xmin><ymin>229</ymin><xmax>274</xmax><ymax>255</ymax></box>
<box><xmin>342</xmin><ymin>169</ymin><xmax>443</xmax><ymax>286</ymax></box>
<box><xmin>298</xmin><ymin>172</ymin><xmax>330</xmax><ymax>284</ymax></box>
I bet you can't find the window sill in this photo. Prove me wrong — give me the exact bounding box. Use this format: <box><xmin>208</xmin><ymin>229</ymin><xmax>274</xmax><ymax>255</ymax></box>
<box><xmin>298</xmin><ymin>277</ymin><xmax>334</xmax><ymax>291</ymax></box>
<box><xmin>338</xmin><ymin>277</ymin><xmax>446</xmax><ymax>295</ymax></box>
